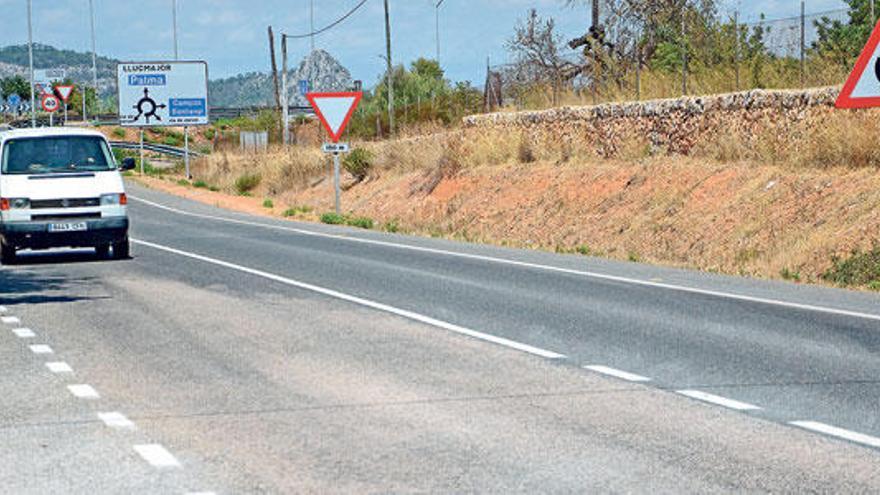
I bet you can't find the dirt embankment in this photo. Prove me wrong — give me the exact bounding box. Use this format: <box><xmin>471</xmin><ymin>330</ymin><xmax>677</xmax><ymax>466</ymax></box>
<box><xmin>136</xmin><ymin>87</ymin><xmax>880</xmax><ymax>288</ymax></box>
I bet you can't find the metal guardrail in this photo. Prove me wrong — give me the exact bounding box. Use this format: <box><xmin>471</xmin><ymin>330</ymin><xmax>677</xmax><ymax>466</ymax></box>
<box><xmin>109</xmin><ymin>141</ymin><xmax>203</xmax><ymax>158</ymax></box>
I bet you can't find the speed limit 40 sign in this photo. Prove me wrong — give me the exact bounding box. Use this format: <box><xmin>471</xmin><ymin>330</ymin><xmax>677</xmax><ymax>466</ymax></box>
<box><xmin>41</xmin><ymin>94</ymin><xmax>60</xmax><ymax>113</ymax></box>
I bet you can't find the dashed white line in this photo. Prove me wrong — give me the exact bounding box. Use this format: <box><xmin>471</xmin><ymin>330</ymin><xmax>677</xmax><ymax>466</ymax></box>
<box><xmin>676</xmin><ymin>390</ymin><xmax>761</xmax><ymax>411</ymax></box>
<box><xmin>98</xmin><ymin>412</ymin><xmax>136</xmax><ymax>430</ymax></box>
<box><xmin>28</xmin><ymin>344</ymin><xmax>53</xmax><ymax>354</ymax></box>
<box><xmin>131</xmin><ymin>195</ymin><xmax>880</xmax><ymax>323</ymax></box>
<box><xmin>67</xmin><ymin>384</ymin><xmax>100</xmax><ymax>399</ymax></box>
<box><xmin>133</xmin><ymin>444</ymin><xmax>181</xmax><ymax>468</ymax></box>
<box><xmin>2</xmin><ymin>316</ymin><xmax>21</xmax><ymax>325</ymax></box>
<box><xmin>45</xmin><ymin>361</ymin><xmax>73</xmax><ymax>374</ymax></box>
<box><xmin>12</xmin><ymin>328</ymin><xmax>35</xmax><ymax>338</ymax></box>
<box><xmin>132</xmin><ymin>239</ymin><xmax>566</xmax><ymax>360</ymax></box>
<box><xmin>584</xmin><ymin>365</ymin><xmax>651</xmax><ymax>382</ymax></box>
<box><xmin>790</xmin><ymin>421</ymin><xmax>880</xmax><ymax>449</ymax></box>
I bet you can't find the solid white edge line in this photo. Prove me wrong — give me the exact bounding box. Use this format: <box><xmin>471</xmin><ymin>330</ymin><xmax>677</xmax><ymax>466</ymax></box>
<box><xmin>67</xmin><ymin>384</ymin><xmax>100</xmax><ymax>399</ymax></box>
<box><xmin>2</xmin><ymin>316</ymin><xmax>21</xmax><ymax>325</ymax></box>
<box><xmin>12</xmin><ymin>328</ymin><xmax>35</xmax><ymax>338</ymax></box>
<box><xmin>130</xmin><ymin>195</ymin><xmax>880</xmax><ymax>323</ymax></box>
<box><xmin>584</xmin><ymin>365</ymin><xmax>651</xmax><ymax>382</ymax></box>
<box><xmin>133</xmin><ymin>444</ymin><xmax>181</xmax><ymax>468</ymax></box>
<box><xmin>790</xmin><ymin>421</ymin><xmax>880</xmax><ymax>449</ymax></box>
<box><xmin>98</xmin><ymin>412</ymin><xmax>136</xmax><ymax>430</ymax></box>
<box><xmin>131</xmin><ymin>238</ymin><xmax>566</xmax><ymax>360</ymax></box>
<box><xmin>28</xmin><ymin>344</ymin><xmax>53</xmax><ymax>354</ymax></box>
<box><xmin>45</xmin><ymin>361</ymin><xmax>73</xmax><ymax>374</ymax></box>
<box><xmin>676</xmin><ymin>390</ymin><xmax>761</xmax><ymax>411</ymax></box>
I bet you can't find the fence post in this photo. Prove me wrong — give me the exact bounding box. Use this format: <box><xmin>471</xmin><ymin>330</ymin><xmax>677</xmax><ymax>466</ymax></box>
<box><xmin>635</xmin><ymin>39</ymin><xmax>641</xmax><ymax>101</ymax></box>
<box><xmin>800</xmin><ymin>1</ymin><xmax>806</xmax><ymax>87</ymax></box>
<box><xmin>734</xmin><ymin>11</ymin><xmax>740</xmax><ymax>91</ymax></box>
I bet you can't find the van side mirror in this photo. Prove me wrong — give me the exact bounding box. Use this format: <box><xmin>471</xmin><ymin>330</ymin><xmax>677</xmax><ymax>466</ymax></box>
<box><xmin>121</xmin><ymin>157</ymin><xmax>136</xmax><ymax>171</ymax></box>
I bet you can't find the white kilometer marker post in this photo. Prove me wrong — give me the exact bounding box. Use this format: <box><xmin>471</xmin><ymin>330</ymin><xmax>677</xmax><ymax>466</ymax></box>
<box><xmin>45</xmin><ymin>362</ymin><xmax>73</xmax><ymax>374</ymax></box>
<box><xmin>2</xmin><ymin>316</ymin><xmax>21</xmax><ymax>325</ymax></box>
<box><xmin>29</xmin><ymin>344</ymin><xmax>53</xmax><ymax>354</ymax></box>
<box><xmin>676</xmin><ymin>390</ymin><xmax>761</xmax><ymax>411</ymax></box>
<box><xmin>12</xmin><ymin>328</ymin><xmax>35</xmax><ymax>338</ymax></box>
<box><xmin>134</xmin><ymin>444</ymin><xmax>181</xmax><ymax>468</ymax></box>
<box><xmin>584</xmin><ymin>365</ymin><xmax>651</xmax><ymax>382</ymax></box>
<box><xmin>790</xmin><ymin>421</ymin><xmax>880</xmax><ymax>449</ymax></box>
<box><xmin>98</xmin><ymin>412</ymin><xmax>136</xmax><ymax>430</ymax></box>
<box><xmin>67</xmin><ymin>384</ymin><xmax>100</xmax><ymax>399</ymax></box>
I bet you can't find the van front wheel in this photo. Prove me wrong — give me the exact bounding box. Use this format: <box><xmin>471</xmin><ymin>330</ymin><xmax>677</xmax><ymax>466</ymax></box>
<box><xmin>113</xmin><ymin>239</ymin><xmax>130</xmax><ymax>260</ymax></box>
<box><xmin>1</xmin><ymin>241</ymin><xmax>16</xmax><ymax>265</ymax></box>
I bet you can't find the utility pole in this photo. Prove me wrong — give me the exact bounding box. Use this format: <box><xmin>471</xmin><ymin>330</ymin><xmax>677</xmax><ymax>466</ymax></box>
<box><xmin>27</xmin><ymin>0</ymin><xmax>36</xmax><ymax>128</ymax></box>
<box><xmin>384</xmin><ymin>0</ymin><xmax>394</xmax><ymax>135</ymax></box>
<box><xmin>872</xmin><ymin>0</ymin><xmax>876</xmax><ymax>25</ymax></box>
<box><xmin>88</xmin><ymin>0</ymin><xmax>98</xmax><ymax>122</ymax></box>
<box><xmin>310</xmin><ymin>0</ymin><xmax>315</xmax><ymax>53</ymax></box>
<box><xmin>435</xmin><ymin>0</ymin><xmax>445</xmax><ymax>64</ymax></box>
<box><xmin>800</xmin><ymin>1</ymin><xmax>806</xmax><ymax>87</ymax></box>
<box><xmin>282</xmin><ymin>34</ymin><xmax>289</xmax><ymax>145</ymax></box>
<box><xmin>734</xmin><ymin>10</ymin><xmax>740</xmax><ymax>91</ymax></box>
<box><xmin>172</xmin><ymin>0</ymin><xmax>179</xmax><ymax>60</ymax></box>
<box><xmin>681</xmin><ymin>13</ymin><xmax>687</xmax><ymax>95</ymax></box>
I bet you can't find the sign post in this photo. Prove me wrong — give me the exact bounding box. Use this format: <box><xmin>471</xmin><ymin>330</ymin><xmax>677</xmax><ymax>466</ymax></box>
<box><xmin>55</xmin><ymin>85</ymin><xmax>74</xmax><ymax>126</ymax></box>
<box><xmin>41</xmin><ymin>94</ymin><xmax>60</xmax><ymax>126</ymax></box>
<box><xmin>837</xmin><ymin>19</ymin><xmax>880</xmax><ymax>108</ymax></box>
<box><xmin>306</xmin><ymin>92</ymin><xmax>363</xmax><ymax>215</ymax></box>
<box><xmin>117</xmin><ymin>61</ymin><xmax>209</xmax><ymax>178</ymax></box>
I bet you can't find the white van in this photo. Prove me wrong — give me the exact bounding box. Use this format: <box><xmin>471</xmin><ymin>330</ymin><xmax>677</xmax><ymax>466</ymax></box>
<box><xmin>0</xmin><ymin>127</ymin><xmax>136</xmax><ymax>264</ymax></box>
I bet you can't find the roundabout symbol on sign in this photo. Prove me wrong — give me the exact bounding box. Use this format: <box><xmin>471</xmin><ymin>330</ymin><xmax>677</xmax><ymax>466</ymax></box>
<box><xmin>132</xmin><ymin>88</ymin><xmax>166</xmax><ymax>124</ymax></box>
<box><xmin>41</xmin><ymin>94</ymin><xmax>60</xmax><ymax>113</ymax></box>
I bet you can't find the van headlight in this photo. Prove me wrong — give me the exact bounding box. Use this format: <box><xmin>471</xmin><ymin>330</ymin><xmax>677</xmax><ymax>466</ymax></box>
<box><xmin>0</xmin><ymin>198</ymin><xmax>29</xmax><ymax>210</ymax></box>
<box><xmin>100</xmin><ymin>193</ymin><xmax>127</xmax><ymax>206</ymax></box>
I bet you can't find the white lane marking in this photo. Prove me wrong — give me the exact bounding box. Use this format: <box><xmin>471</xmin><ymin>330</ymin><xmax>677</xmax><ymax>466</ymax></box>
<box><xmin>584</xmin><ymin>365</ymin><xmax>651</xmax><ymax>382</ymax></box>
<box><xmin>12</xmin><ymin>328</ymin><xmax>35</xmax><ymax>338</ymax></box>
<box><xmin>2</xmin><ymin>316</ymin><xmax>21</xmax><ymax>325</ymax></box>
<box><xmin>0</xmin><ymin>305</ymin><xmax>7</xmax><ymax>313</ymax></box>
<box><xmin>45</xmin><ymin>361</ymin><xmax>73</xmax><ymax>374</ymax></box>
<box><xmin>67</xmin><ymin>384</ymin><xmax>100</xmax><ymax>399</ymax></box>
<box><xmin>132</xmin><ymin>239</ymin><xmax>566</xmax><ymax>359</ymax></box>
<box><xmin>790</xmin><ymin>421</ymin><xmax>880</xmax><ymax>449</ymax></box>
<box><xmin>131</xmin><ymin>195</ymin><xmax>880</xmax><ymax>323</ymax></box>
<box><xmin>29</xmin><ymin>344</ymin><xmax>53</xmax><ymax>354</ymax></box>
<box><xmin>98</xmin><ymin>412</ymin><xmax>136</xmax><ymax>430</ymax></box>
<box><xmin>133</xmin><ymin>444</ymin><xmax>181</xmax><ymax>468</ymax></box>
<box><xmin>186</xmin><ymin>493</ymin><xmax>217</xmax><ymax>495</ymax></box>
<box><xmin>676</xmin><ymin>390</ymin><xmax>761</xmax><ymax>411</ymax></box>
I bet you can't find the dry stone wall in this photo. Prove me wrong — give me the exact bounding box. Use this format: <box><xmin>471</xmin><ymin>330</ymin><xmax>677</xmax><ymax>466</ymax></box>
<box><xmin>463</xmin><ymin>87</ymin><xmax>841</xmax><ymax>156</ymax></box>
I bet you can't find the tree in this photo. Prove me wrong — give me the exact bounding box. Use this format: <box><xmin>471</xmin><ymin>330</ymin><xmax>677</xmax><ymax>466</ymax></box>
<box><xmin>1</xmin><ymin>75</ymin><xmax>30</xmax><ymax>101</ymax></box>
<box><xmin>507</xmin><ymin>9</ymin><xmax>581</xmax><ymax>104</ymax></box>
<box><xmin>814</xmin><ymin>0</ymin><xmax>873</xmax><ymax>67</ymax></box>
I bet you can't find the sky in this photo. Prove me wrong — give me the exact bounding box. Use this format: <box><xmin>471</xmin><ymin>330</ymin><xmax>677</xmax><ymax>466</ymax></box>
<box><xmin>0</xmin><ymin>0</ymin><xmax>849</xmax><ymax>87</ymax></box>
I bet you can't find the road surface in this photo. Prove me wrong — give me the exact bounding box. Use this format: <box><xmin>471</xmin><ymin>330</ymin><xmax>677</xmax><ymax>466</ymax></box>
<box><xmin>2</xmin><ymin>181</ymin><xmax>879</xmax><ymax>493</ymax></box>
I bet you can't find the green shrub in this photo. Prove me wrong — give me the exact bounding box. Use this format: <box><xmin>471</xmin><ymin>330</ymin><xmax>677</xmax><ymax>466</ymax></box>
<box><xmin>262</xmin><ymin>199</ymin><xmax>274</xmax><ymax>208</ymax></box>
<box><xmin>282</xmin><ymin>205</ymin><xmax>313</xmax><ymax>217</ymax></box>
<box><xmin>576</xmin><ymin>245</ymin><xmax>591</xmax><ymax>256</ymax></box>
<box><xmin>176</xmin><ymin>179</ymin><xmax>190</xmax><ymax>187</ymax></box>
<box><xmin>163</xmin><ymin>136</ymin><xmax>183</xmax><ymax>147</ymax></box>
<box><xmin>781</xmin><ymin>267</ymin><xmax>801</xmax><ymax>282</ymax></box>
<box><xmin>343</xmin><ymin>148</ymin><xmax>374</xmax><ymax>181</ymax></box>
<box><xmin>282</xmin><ymin>208</ymin><xmax>297</xmax><ymax>217</ymax></box>
<box><xmin>320</xmin><ymin>212</ymin><xmax>346</xmax><ymax>225</ymax></box>
<box><xmin>208</xmin><ymin>186</ymin><xmax>220</xmax><ymax>192</ymax></box>
<box><xmin>347</xmin><ymin>216</ymin><xmax>374</xmax><ymax>229</ymax></box>
<box><xmin>234</xmin><ymin>173</ymin><xmax>261</xmax><ymax>194</ymax></box>
<box><xmin>822</xmin><ymin>247</ymin><xmax>880</xmax><ymax>288</ymax></box>
<box><xmin>193</xmin><ymin>180</ymin><xmax>208</xmax><ymax>188</ymax></box>
<box><xmin>384</xmin><ymin>220</ymin><xmax>400</xmax><ymax>233</ymax></box>
<box><xmin>112</xmin><ymin>128</ymin><xmax>126</xmax><ymax>138</ymax></box>
<box><xmin>204</xmin><ymin>128</ymin><xmax>216</xmax><ymax>140</ymax></box>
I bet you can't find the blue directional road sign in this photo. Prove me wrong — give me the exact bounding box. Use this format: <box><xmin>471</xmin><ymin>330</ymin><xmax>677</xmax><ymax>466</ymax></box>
<box><xmin>7</xmin><ymin>94</ymin><xmax>21</xmax><ymax>107</ymax></box>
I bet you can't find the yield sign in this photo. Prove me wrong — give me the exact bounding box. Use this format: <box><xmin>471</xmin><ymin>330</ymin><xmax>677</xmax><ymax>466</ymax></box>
<box><xmin>306</xmin><ymin>92</ymin><xmax>362</xmax><ymax>143</ymax></box>
<box><xmin>55</xmin><ymin>85</ymin><xmax>74</xmax><ymax>102</ymax></box>
<box><xmin>837</xmin><ymin>19</ymin><xmax>880</xmax><ymax>108</ymax></box>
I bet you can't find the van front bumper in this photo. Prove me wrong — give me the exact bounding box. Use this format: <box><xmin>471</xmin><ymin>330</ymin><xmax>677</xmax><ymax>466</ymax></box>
<box><xmin>0</xmin><ymin>217</ymin><xmax>129</xmax><ymax>250</ymax></box>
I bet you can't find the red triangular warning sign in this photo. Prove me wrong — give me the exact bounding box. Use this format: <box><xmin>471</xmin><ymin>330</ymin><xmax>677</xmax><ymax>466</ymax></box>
<box><xmin>55</xmin><ymin>85</ymin><xmax>74</xmax><ymax>102</ymax></box>
<box><xmin>306</xmin><ymin>92</ymin><xmax>363</xmax><ymax>143</ymax></box>
<box><xmin>837</xmin><ymin>19</ymin><xmax>880</xmax><ymax>108</ymax></box>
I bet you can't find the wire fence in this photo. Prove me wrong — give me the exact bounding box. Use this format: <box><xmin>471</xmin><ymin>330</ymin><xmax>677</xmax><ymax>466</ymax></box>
<box><xmin>486</xmin><ymin>5</ymin><xmax>854</xmax><ymax>111</ymax></box>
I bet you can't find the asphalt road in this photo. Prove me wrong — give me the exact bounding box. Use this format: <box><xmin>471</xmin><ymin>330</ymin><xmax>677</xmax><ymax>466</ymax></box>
<box><xmin>2</xmin><ymin>180</ymin><xmax>880</xmax><ymax>493</ymax></box>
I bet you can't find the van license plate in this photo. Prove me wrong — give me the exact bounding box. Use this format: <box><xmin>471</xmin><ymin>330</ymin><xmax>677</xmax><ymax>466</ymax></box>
<box><xmin>48</xmin><ymin>222</ymin><xmax>88</xmax><ymax>233</ymax></box>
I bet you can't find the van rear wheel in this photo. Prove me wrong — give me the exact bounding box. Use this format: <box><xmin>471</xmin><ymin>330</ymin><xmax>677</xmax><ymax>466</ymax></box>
<box><xmin>0</xmin><ymin>241</ymin><xmax>16</xmax><ymax>265</ymax></box>
<box><xmin>112</xmin><ymin>239</ymin><xmax>130</xmax><ymax>259</ymax></box>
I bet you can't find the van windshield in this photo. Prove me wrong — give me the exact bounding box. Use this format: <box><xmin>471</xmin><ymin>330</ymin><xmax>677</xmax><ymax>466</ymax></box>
<box><xmin>1</xmin><ymin>136</ymin><xmax>116</xmax><ymax>175</ymax></box>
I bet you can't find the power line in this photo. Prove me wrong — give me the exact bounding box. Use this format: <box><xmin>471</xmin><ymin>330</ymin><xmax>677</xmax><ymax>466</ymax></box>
<box><xmin>283</xmin><ymin>0</ymin><xmax>369</xmax><ymax>40</ymax></box>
